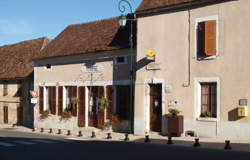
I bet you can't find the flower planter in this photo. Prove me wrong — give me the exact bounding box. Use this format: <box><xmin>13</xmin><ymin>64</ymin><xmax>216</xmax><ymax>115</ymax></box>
<box><xmin>167</xmin><ymin>115</ymin><xmax>184</xmax><ymax>135</ymax></box>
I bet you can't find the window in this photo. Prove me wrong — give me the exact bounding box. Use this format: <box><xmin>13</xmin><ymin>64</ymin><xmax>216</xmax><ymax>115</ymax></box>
<box><xmin>46</xmin><ymin>87</ymin><xmax>56</xmax><ymax>115</ymax></box>
<box><xmin>195</xmin><ymin>77</ymin><xmax>220</xmax><ymax>121</ymax></box>
<box><xmin>196</xmin><ymin>16</ymin><xmax>218</xmax><ymax>59</ymax></box>
<box><xmin>65</xmin><ymin>86</ymin><xmax>77</xmax><ymax>116</ymax></box>
<box><xmin>115</xmin><ymin>56</ymin><xmax>126</xmax><ymax>64</ymax></box>
<box><xmin>3</xmin><ymin>80</ymin><xmax>8</xmax><ymax>96</ymax></box>
<box><xmin>200</xmin><ymin>83</ymin><xmax>217</xmax><ymax>118</ymax></box>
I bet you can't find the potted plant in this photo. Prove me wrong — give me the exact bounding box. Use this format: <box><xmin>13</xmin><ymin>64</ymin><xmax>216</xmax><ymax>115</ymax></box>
<box><xmin>99</xmin><ymin>97</ymin><xmax>109</xmax><ymax>111</ymax></box>
<box><xmin>167</xmin><ymin>108</ymin><xmax>184</xmax><ymax>136</ymax></box>
<box><xmin>40</xmin><ymin>109</ymin><xmax>50</xmax><ymax>119</ymax></box>
<box><xmin>168</xmin><ymin>108</ymin><xmax>181</xmax><ymax>116</ymax></box>
<box><xmin>200</xmin><ymin>111</ymin><xmax>212</xmax><ymax>118</ymax></box>
<box><xmin>61</xmin><ymin>108</ymin><xmax>72</xmax><ymax>119</ymax></box>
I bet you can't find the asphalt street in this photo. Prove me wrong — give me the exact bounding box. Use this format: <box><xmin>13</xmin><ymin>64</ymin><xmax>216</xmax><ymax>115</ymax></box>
<box><xmin>0</xmin><ymin>129</ymin><xmax>250</xmax><ymax>160</ymax></box>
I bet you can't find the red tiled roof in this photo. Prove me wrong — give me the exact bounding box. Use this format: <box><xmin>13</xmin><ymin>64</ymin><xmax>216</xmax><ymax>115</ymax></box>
<box><xmin>0</xmin><ymin>37</ymin><xmax>50</xmax><ymax>79</ymax></box>
<box><xmin>38</xmin><ymin>17</ymin><xmax>131</xmax><ymax>59</ymax></box>
<box><xmin>137</xmin><ymin>0</ymin><xmax>217</xmax><ymax>12</ymax></box>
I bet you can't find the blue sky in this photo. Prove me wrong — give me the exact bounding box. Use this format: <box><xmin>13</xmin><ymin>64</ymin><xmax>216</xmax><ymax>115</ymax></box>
<box><xmin>0</xmin><ymin>0</ymin><xmax>141</xmax><ymax>45</ymax></box>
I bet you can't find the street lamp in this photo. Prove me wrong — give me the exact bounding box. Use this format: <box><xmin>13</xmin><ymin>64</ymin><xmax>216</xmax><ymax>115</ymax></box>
<box><xmin>118</xmin><ymin>0</ymin><xmax>136</xmax><ymax>134</ymax></box>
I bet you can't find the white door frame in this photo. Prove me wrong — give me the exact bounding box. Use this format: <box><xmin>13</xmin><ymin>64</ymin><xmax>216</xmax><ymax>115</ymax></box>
<box><xmin>144</xmin><ymin>78</ymin><xmax>165</xmax><ymax>133</ymax></box>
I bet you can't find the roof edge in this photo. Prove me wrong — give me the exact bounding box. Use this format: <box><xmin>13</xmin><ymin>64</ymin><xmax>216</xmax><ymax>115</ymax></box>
<box><xmin>136</xmin><ymin>0</ymin><xmax>236</xmax><ymax>18</ymax></box>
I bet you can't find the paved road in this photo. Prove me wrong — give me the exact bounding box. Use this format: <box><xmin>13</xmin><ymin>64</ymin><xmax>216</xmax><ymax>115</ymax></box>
<box><xmin>0</xmin><ymin>130</ymin><xmax>250</xmax><ymax>160</ymax></box>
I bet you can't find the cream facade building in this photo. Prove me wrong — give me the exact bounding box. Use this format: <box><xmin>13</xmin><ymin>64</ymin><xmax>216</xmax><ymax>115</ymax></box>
<box><xmin>33</xmin><ymin>18</ymin><xmax>134</xmax><ymax>132</ymax></box>
<box><xmin>134</xmin><ymin>0</ymin><xmax>250</xmax><ymax>139</ymax></box>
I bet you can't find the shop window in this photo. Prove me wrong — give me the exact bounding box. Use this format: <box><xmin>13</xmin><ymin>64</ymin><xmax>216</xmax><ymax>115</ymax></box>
<box><xmin>46</xmin><ymin>87</ymin><xmax>56</xmax><ymax>115</ymax></box>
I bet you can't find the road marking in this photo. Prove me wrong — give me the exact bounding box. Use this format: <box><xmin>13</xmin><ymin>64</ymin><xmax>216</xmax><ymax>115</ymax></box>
<box><xmin>32</xmin><ymin>139</ymin><xmax>57</xmax><ymax>144</ymax></box>
<box><xmin>0</xmin><ymin>142</ymin><xmax>16</xmax><ymax>147</ymax></box>
<box><xmin>14</xmin><ymin>140</ymin><xmax>36</xmax><ymax>145</ymax></box>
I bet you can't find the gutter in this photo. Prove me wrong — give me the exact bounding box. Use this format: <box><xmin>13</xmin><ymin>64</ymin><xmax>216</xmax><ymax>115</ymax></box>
<box><xmin>136</xmin><ymin>0</ymin><xmax>237</xmax><ymax>18</ymax></box>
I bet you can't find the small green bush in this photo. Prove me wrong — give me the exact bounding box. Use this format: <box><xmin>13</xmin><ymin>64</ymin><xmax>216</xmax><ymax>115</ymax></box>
<box><xmin>168</xmin><ymin>108</ymin><xmax>181</xmax><ymax>116</ymax></box>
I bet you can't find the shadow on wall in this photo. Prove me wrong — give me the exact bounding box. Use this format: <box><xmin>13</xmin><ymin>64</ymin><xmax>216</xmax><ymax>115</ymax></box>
<box><xmin>228</xmin><ymin>108</ymin><xmax>244</xmax><ymax>121</ymax></box>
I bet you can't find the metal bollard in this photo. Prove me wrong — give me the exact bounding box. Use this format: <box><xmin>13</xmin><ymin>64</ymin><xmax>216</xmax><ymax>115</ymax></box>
<box><xmin>67</xmin><ymin>130</ymin><xmax>71</xmax><ymax>136</ymax></box>
<box><xmin>91</xmin><ymin>131</ymin><xmax>96</xmax><ymax>138</ymax></box>
<box><xmin>40</xmin><ymin>128</ymin><xmax>44</xmax><ymax>133</ymax></box>
<box><xmin>124</xmin><ymin>133</ymin><xmax>129</xmax><ymax>141</ymax></box>
<box><xmin>144</xmin><ymin>135</ymin><xmax>150</xmax><ymax>143</ymax></box>
<box><xmin>224</xmin><ymin>140</ymin><xmax>232</xmax><ymax>150</ymax></box>
<box><xmin>78</xmin><ymin>131</ymin><xmax>83</xmax><ymax>137</ymax></box>
<box><xmin>193</xmin><ymin>138</ymin><xmax>201</xmax><ymax>147</ymax></box>
<box><xmin>49</xmin><ymin>128</ymin><xmax>53</xmax><ymax>134</ymax></box>
<box><xmin>167</xmin><ymin>136</ymin><xmax>173</xmax><ymax>144</ymax></box>
<box><xmin>57</xmin><ymin>129</ymin><xmax>61</xmax><ymax>135</ymax></box>
<box><xmin>107</xmin><ymin>133</ymin><xmax>112</xmax><ymax>139</ymax></box>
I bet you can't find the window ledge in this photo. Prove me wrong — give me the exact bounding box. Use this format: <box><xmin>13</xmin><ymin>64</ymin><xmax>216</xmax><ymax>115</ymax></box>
<box><xmin>197</xmin><ymin>55</ymin><xmax>217</xmax><ymax>60</ymax></box>
<box><xmin>197</xmin><ymin>117</ymin><xmax>218</xmax><ymax>122</ymax></box>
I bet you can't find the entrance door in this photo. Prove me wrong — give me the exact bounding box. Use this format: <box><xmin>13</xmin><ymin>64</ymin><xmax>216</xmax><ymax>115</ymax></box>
<box><xmin>17</xmin><ymin>106</ymin><xmax>23</xmax><ymax>125</ymax></box>
<box><xmin>88</xmin><ymin>86</ymin><xmax>98</xmax><ymax>127</ymax></box>
<box><xmin>149</xmin><ymin>84</ymin><xmax>162</xmax><ymax>132</ymax></box>
<box><xmin>78</xmin><ymin>87</ymin><xmax>85</xmax><ymax>127</ymax></box>
<box><xmin>3</xmin><ymin>106</ymin><xmax>8</xmax><ymax>124</ymax></box>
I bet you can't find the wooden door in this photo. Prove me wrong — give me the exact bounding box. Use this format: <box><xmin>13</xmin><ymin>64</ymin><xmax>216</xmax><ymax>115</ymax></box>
<box><xmin>17</xmin><ymin>106</ymin><xmax>23</xmax><ymax>125</ymax></box>
<box><xmin>78</xmin><ymin>87</ymin><xmax>85</xmax><ymax>127</ymax></box>
<box><xmin>150</xmin><ymin>84</ymin><xmax>162</xmax><ymax>132</ymax></box>
<box><xmin>88</xmin><ymin>86</ymin><xmax>98</xmax><ymax>127</ymax></box>
<box><xmin>106</xmin><ymin>86</ymin><xmax>113</xmax><ymax>120</ymax></box>
<box><xmin>3</xmin><ymin>106</ymin><xmax>8</xmax><ymax>124</ymax></box>
<box><xmin>97</xmin><ymin>86</ymin><xmax>104</xmax><ymax>129</ymax></box>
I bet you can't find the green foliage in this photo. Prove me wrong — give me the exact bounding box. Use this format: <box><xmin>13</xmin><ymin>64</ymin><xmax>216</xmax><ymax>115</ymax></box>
<box><xmin>200</xmin><ymin>111</ymin><xmax>212</xmax><ymax>118</ymax></box>
<box><xmin>40</xmin><ymin>109</ymin><xmax>50</xmax><ymax>119</ymax></box>
<box><xmin>168</xmin><ymin>108</ymin><xmax>181</xmax><ymax>116</ymax></box>
<box><xmin>71</xmin><ymin>97</ymin><xmax>80</xmax><ymax>105</ymax></box>
<box><xmin>99</xmin><ymin>97</ymin><xmax>109</xmax><ymax>110</ymax></box>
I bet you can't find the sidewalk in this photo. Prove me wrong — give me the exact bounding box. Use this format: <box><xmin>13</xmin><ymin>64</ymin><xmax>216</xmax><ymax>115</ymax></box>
<box><xmin>1</xmin><ymin>125</ymin><xmax>250</xmax><ymax>153</ymax></box>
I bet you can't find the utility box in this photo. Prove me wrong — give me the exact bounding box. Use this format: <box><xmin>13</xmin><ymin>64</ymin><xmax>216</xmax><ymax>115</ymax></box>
<box><xmin>238</xmin><ymin>105</ymin><xmax>248</xmax><ymax>117</ymax></box>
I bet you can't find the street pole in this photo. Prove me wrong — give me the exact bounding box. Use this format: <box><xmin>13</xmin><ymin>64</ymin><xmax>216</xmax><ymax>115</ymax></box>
<box><xmin>118</xmin><ymin>0</ymin><xmax>135</xmax><ymax>134</ymax></box>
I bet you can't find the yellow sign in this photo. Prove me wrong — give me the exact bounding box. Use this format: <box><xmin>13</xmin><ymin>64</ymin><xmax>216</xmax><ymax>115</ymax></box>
<box><xmin>238</xmin><ymin>105</ymin><xmax>248</xmax><ymax>117</ymax></box>
<box><xmin>147</xmin><ymin>49</ymin><xmax>155</xmax><ymax>57</ymax></box>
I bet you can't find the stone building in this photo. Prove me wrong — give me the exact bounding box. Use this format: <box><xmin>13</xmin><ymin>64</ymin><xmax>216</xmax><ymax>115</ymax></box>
<box><xmin>0</xmin><ymin>37</ymin><xmax>50</xmax><ymax>127</ymax></box>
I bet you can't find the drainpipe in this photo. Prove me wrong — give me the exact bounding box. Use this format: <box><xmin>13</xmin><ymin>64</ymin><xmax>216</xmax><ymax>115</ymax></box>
<box><xmin>183</xmin><ymin>9</ymin><xmax>191</xmax><ymax>87</ymax></box>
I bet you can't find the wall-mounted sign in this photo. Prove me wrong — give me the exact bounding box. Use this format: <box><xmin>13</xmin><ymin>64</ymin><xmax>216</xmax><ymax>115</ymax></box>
<box><xmin>146</xmin><ymin>63</ymin><xmax>160</xmax><ymax>70</ymax></box>
<box><xmin>81</xmin><ymin>64</ymin><xmax>104</xmax><ymax>73</ymax></box>
<box><xmin>30</xmin><ymin>90</ymin><xmax>39</xmax><ymax>98</ymax></box>
<box><xmin>31</xmin><ymin>98</ymin><xmax>38</xmax><ymax>104</ymax></box>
